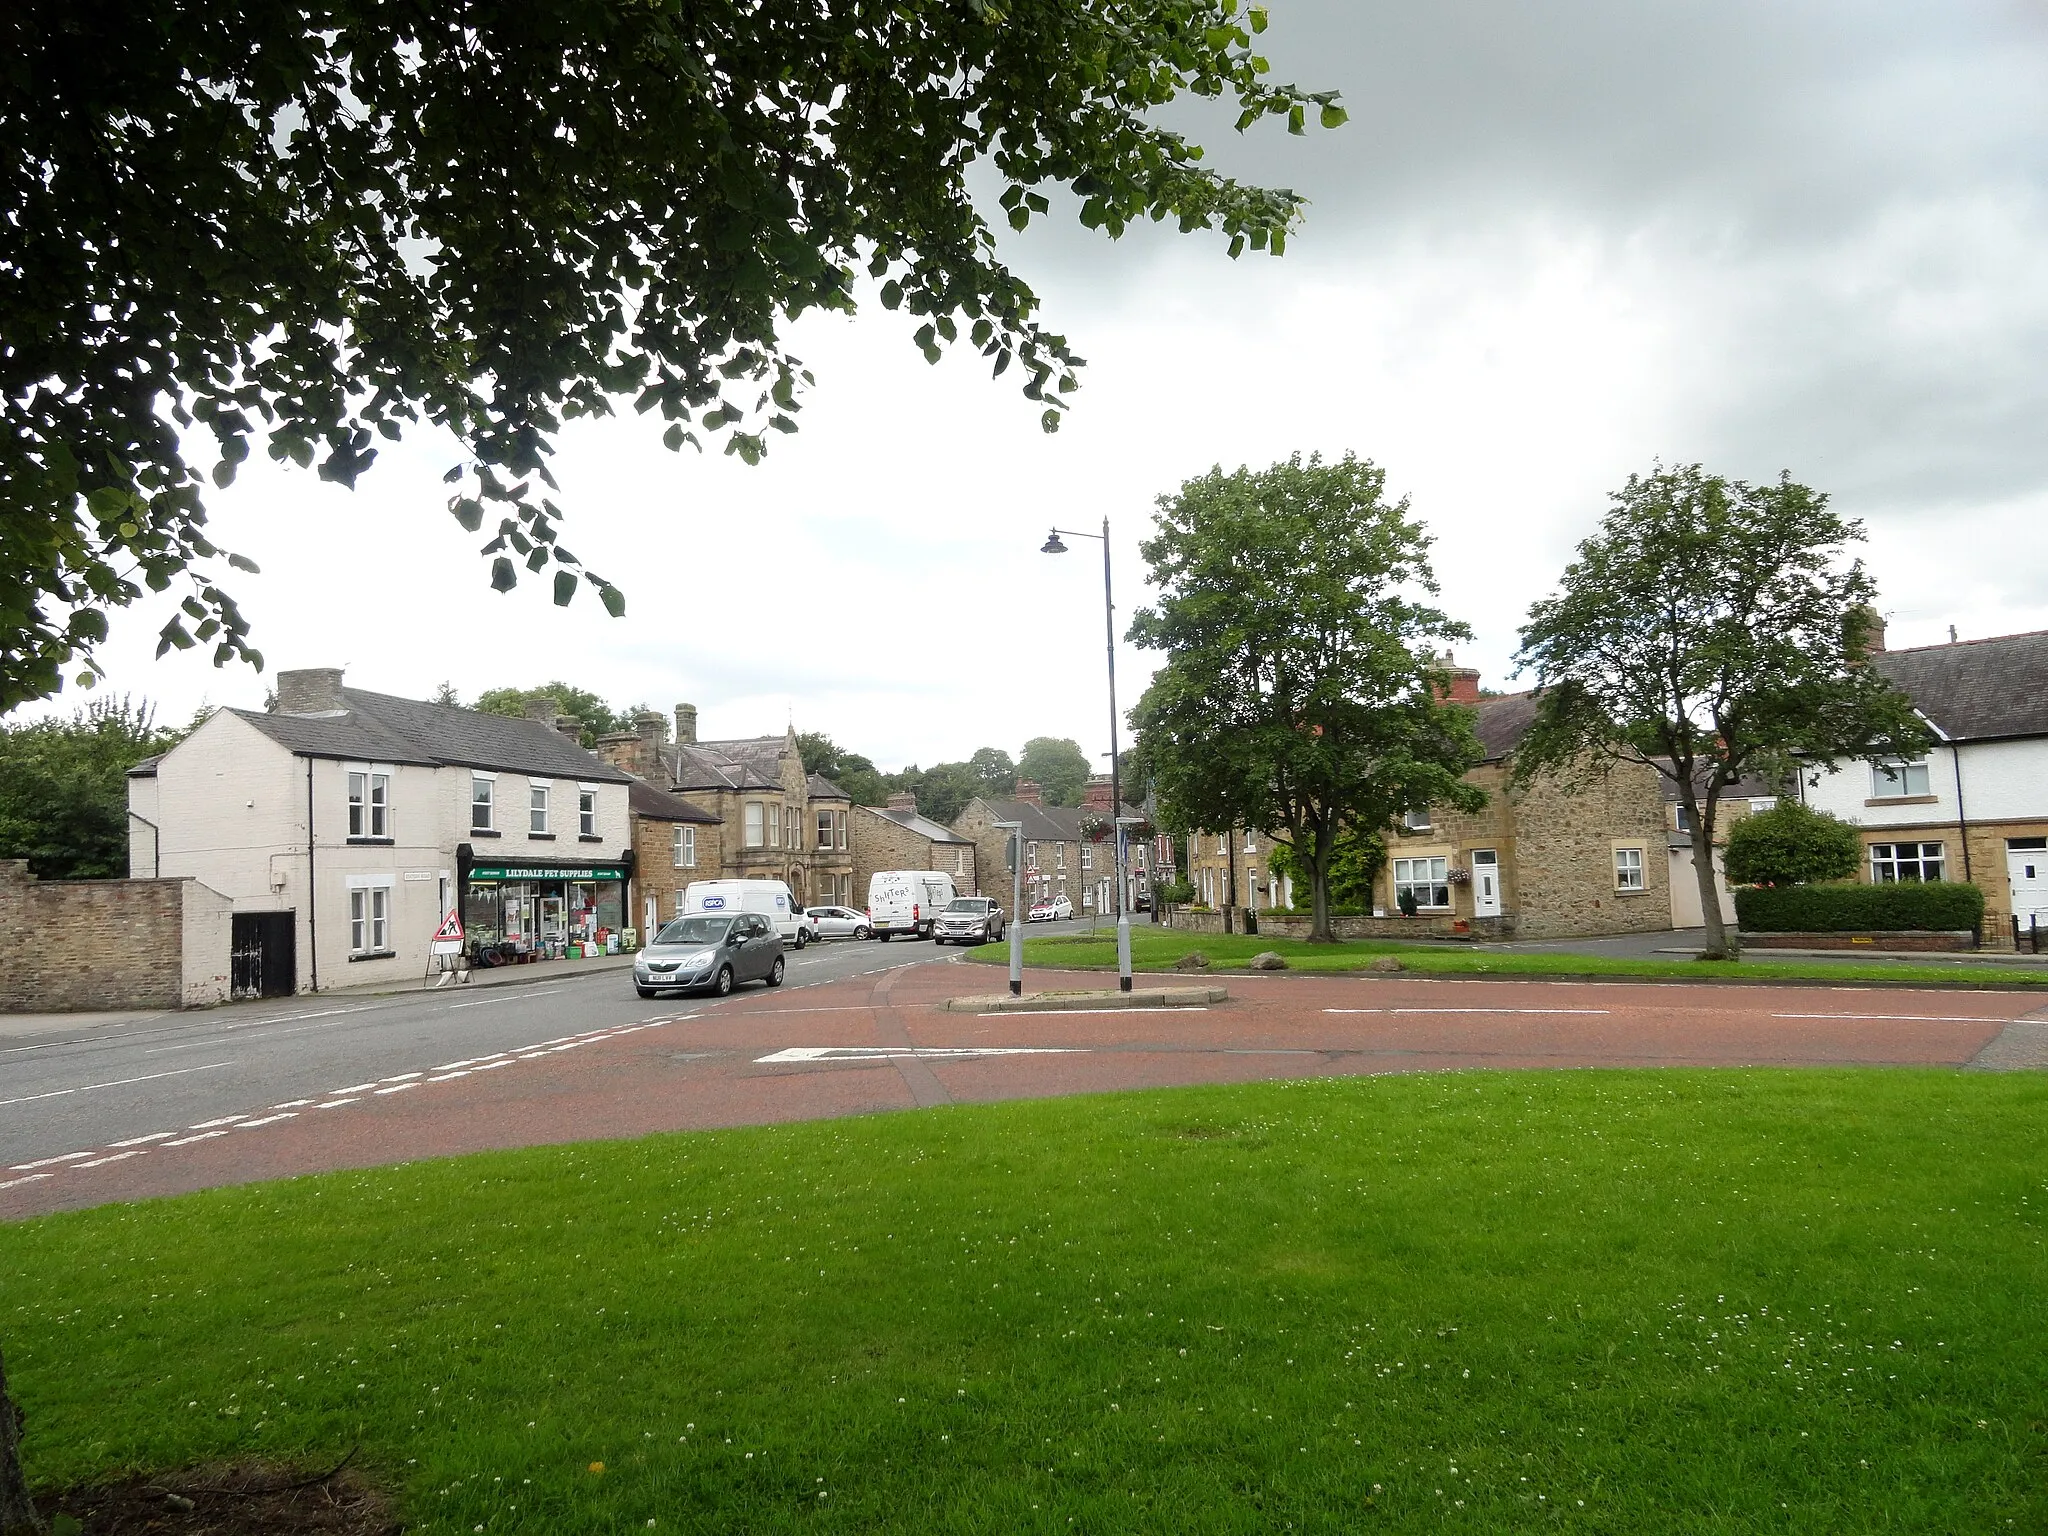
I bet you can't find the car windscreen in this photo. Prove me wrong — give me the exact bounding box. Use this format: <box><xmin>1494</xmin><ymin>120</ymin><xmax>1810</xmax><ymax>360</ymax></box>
<box><xmin>655</xmin><ymin>916</ymin><xmax>733</xmax><ymax>946</ymax></box>
<box><xmin>944</xmin><ymin>899</ymin><xmax>986</xmax><ymax>913</ymax></box>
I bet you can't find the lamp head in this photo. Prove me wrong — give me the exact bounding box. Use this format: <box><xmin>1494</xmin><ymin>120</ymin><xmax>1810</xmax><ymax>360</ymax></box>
<box><xmin>1040</xmin><ymin>530</ymin><xmax>1068</xmax><ymax>555</ymax></box>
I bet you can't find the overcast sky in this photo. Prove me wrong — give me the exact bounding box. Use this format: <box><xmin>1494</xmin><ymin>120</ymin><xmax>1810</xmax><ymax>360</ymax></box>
<box><xmin>23</xmin><ymin>0</ymin><xmax>2048</xmax><ymax>774</ymax></box>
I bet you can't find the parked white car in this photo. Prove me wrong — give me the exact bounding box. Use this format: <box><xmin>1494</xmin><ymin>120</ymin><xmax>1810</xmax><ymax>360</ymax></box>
<box><xmin>1028</xmin><ymin>894</ymin><xmax>1074</xmax><ymax>922</ymax></box>
<box><xmin>680</xmin><ymin>878</ymin><xmax>813</xmax><ymax>947</ymax></box>
<box><xmin>804</xmin><ymin>905</ymin><xmax>872</xmax><ymax>940</ymax></box>
<box><xmin>867</xmin><ymin>869</ymin><xmax>957</xmax><ymax>940</ymax></box>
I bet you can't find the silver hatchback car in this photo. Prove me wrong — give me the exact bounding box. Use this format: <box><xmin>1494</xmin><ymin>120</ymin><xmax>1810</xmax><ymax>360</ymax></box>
<box><xmin>634</xmin><ymin>913</ymin><xmax>784</xmax><ymax>997</ymax></box>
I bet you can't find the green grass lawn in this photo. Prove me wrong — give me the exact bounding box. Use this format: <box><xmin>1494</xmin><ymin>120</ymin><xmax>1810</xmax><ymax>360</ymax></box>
<box><xmin>967</xmin><ymin>928</ymin><xmax>2048</xmax><ymax>988</ymax></box>
<box><xmin>8</xmin><ymin>1072</ymin><xmax>2047</xmax><ymax>1533</ymax></box>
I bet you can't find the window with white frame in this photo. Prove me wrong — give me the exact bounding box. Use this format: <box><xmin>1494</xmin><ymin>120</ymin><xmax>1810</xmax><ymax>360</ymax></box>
<box><xmin>817</xmin><ymin>809</ymin><xmax>833</xmax><ymax>849</ymax></box>
<box><xmin>1055</xmin><ymin>843</ymin><xmax>1065</xmax><ymax>871</ymax></box>
<box><xmin>528</xmin><ymin>782</ymin><xmax>550</xmax><ymax>834</ymax></box>
<box><xmin>470</xmin><ymin>774</ymin><xmax>494</xmax><ymax>831</ymax></box>
<box><xmin>1871</xmin><ymin>759</ymin><xmax>1931</xmax><ymax>799</ymax></box>
<box><xmin>1027</xmin><ymin>841</ymin><xmax>1039</xmax><ymax>870</ymax></box>
<box><xmin>1392</xmin><ymin>855</ymin><xmax>1451</xmax><ymax>910</ymax></box>
<box><xmin>836</xmin><ymin>810</ymin><xmax>848</xmax><ymax>850</ymax></box>
<box><xmin>1675</xmin><ymin>802</ymin><xmax>1694</xmax><ymax>833</ymax></box>
<box><xmin>1871</xmin><ymin>841</ymin><xmax>1945</xmax><ymax>882</ymax></box>
<box><xmin>1245</xmin><ymin>830</ymin><xmax>1257</xmax><ymax>852</ymax></box>
<box><xmin>1215</xmin><ymin>834</ymin><xmax>1226</xmax><ymax>855</ymax></box>
<box><xmin>578</xmin><ymin>785</ymin><xmax>597</xmax><ymax>837</ymax></box>
<box><xmin>1082</xmin><ymin>844</ymin><xmax>1093</xmax><ymax>871</ymax></box>
<box><xmin>1403</xmin><ymin>808</ymin><xmax>1432</xmax><ymax>832</ymax></box>
<box><xmin>1613</xmin><ymin>846</ymin><xmax>1645</xmax><ymax>891</ymax></box>
<box><xmin>744</xmin><ymin>801</ymin><xmax>765</xmax><ymax>847</ymax></box>
<box><xmin>955</xmin><ymin>848</ymin><xmax>967</xmax><ymax>875</ymax></box>
<box><xmin>672</xmin><ymin>825</ymin><xmax>696</xmax><ymax>868</ymax></box>
<box><xmin>767</xmin><ymin>802</ymin><xmax>782</xmax><ymax>848</ymax></box>
<box><xmin>348</xmin><ymin>885</ymin><xmax>391</xmax><ymax>955</ymax></box>
<box><xmin>347</xmin><ymin>766</ymin><xmax>390</xmax><ymax>838</ymax></box>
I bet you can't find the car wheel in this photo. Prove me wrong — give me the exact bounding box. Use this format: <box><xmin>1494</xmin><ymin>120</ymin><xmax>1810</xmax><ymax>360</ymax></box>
<box><xmin>766</xmin><ymin>956</ymin><xmax>786</xmax><ymax>987</ymax></box>
<box><xmin>855</xmin><ymin>925</ymin><xmax>871</xmax><ymax>940</ymax></box>
<box><xmin>794</xmin><ymin>929</ymin><xmax>808</xmax><ymax>950</ymax></box>
<box><xmin>878</xmin><ymin>931</ymin><xmax>892</xmax><ymax>942</ymax></box>
<box><xmin>713</xmin><ymin>964</ymin><xmax>734</xmax><ymax>997</ymax></box>
<box><xmin>636</xmin><ymin>985</ymin><xmax>657</xmax><ymax>998</ymax></box>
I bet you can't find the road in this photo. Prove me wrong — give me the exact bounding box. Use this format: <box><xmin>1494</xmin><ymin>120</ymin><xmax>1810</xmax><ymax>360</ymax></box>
<box><xmin>6</xmin><ymin>944</ymin><xmax>2044</xmax><ymax>1220</ymax></box>
<box><xmin>0</xmin><ymin>933</ymin><xmax>953</xmax><ymax>1172</ymax></box>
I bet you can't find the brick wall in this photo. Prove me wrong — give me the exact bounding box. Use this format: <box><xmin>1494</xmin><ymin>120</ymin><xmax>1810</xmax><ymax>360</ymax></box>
<box><xmin>629</xmin><ymin>816</ymin><xmax>726</xmax><ymax>933</ymax></box>
<box><xmin>0</xmin><ymin>859</ymin><xmax>233</xmax><ymax>1012</ymax></box>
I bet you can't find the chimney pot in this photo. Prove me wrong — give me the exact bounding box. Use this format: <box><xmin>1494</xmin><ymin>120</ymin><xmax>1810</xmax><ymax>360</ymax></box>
<box><xmin>674</xmin><ymin>703</ymin><xmax>698</xmax><ymax>745</ymax></box>
<box><xmin>274</xmin><ymin>667</ymin><xmax>347</xmax><ymax>714</ymax></box>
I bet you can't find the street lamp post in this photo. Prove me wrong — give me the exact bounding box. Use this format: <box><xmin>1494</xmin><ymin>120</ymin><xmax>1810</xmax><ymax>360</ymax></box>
<box><xmin>1042</xmin><ymin>517</ymin><xmax>1133</xmax><ymax>993</ymax></box>
<box><xmin>994</xmin><ymin>820</ymin><xmax>1024</xmax><ymax>997</ymax></box>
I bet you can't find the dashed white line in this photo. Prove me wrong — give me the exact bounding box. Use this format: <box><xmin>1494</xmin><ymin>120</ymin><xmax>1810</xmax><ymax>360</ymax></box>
<box><xmin>7</xmin><ymin>1151</ymin><xmax>96</xmax><ymax>1171</ymax></box>
<box><xmin>1771</xmin><ymin>1012</ymin><xmax>2018</xmax><ymax>1023</ymax></box>
<box><xmin>161</xmin><ymin>1129</ymin><xmax>229</xmax><ymax>1147</ymax></box>
<box><xmin>189</xmin><ymin>1114</ymin><xmax>252</xmax><ymax>1129</ymax></box>
<box><xmin>0</xmin><ymin>1173</ymin><xmax>53</xmax><ymax>1191</ymax></box>
<box><xmin>235</xmin><ymin>1113</ymin><xmax>298</xmax><ymax>1129</ymax></box>
<box><xmin>373</xmin><ymin>1082</ymin><xmax>417</xmax><ymax>1095</ymax></box>
<box><xmin>106</xmin><ymin>1131</ymin><xmax>177</xmax><ymax>1148</ymax></box>
<box><xmin>315</xmin><ymin>1098</ymin><xmax>359</xmax><ymax>1109</ymax></box>
<box><xmin>0</xmin><ymin>1060</ymin><xmax>233</xmax><ymax>1109</ymax></box>
<box><xmin>74</xmin><ymin>1150</ymin><xmax>145</xmax><ymax>1169</ymax></box>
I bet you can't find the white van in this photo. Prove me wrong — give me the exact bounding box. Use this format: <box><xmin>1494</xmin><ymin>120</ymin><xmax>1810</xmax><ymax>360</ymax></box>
<box><xmin>680</xmin><ymin>879</ymin><xmax>811</xmax><ymax>947</ymax></box>
<box><xmin>867</xmin><ymin>869</ymin><xmax>958</xmax><ymax>941</ymax></box>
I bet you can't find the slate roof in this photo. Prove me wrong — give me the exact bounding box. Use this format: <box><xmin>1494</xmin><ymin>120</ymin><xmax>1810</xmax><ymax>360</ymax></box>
<box><xmin>228</xmin><ymin>688</ymin><xmax>631</xmax><ymax>781</ymax></box>
<box><xmin>1470</xmin><ymin>692</ymin><xmax>1540</xmax><ymax>762</ymax></box>
<box><xmin>628</xmin><ymin>779</ymin><xmax>720</xmax><ymax>824</ymax></box>
<box><xmin>667</xmin><ymin>739</ymin><xmax>785</xmax><ymax>792</ymax></box>
<box><xmin>1655</xmin><ymin>764</ymin><xmax>1779</xmax><ymax>803</ymax></box>
<box><xmin>971</xmin><ymin>798</ymin><xmax>1144</xmax><ymax>841</ymax></box>
<box><xmin>868</xmin><ymin>804</ymin><xmax>973</xmax><ymax>845</ymax></box>
<box><xmin>1872</xmin><ymin>631</ymin><xmax>2048</xmax><ymax>743</ymax></box>
<box><xmin>126</xmin><ymin>753</ymin><xmax>164</xmax><ymax>778</ymax></box>
<box><xmin>807</xmin><ymin>773</ymin><xmax>851</xmax><ymax>802</ymax></box>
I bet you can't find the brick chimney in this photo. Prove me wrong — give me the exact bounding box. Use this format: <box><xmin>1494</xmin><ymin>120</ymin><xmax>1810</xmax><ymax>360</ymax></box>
<box><xmin>595</xmin><ymin>730</ymin><xmax>649</xmax><ymax>779</ymax></box>
<box><xmin>674</xmin><ymin>702</ymin><xmax>698</xmax><ymax>745</ymax></box>
<box><xmin>523</xmin><ymin>694</ymin><xmax>559</xmax><ymax>729</ymax></box>
<box><xmin>274</xmin><ymin>667</ymin><xmax>347</xmax><ymax>714</ymax></box>
<box><xmin>553</xmin><ymin>715</ymin><xmax>582</xmax><ymax>742</ymax></box>
<box><xmin>887</xmin><ymin>791</ymin><xmax>918</xmax><ymax>812</ymax></box>
<box><xmin>1445</xmin><ymin>666</ymin><xmax>1482</xmax><ymax>704</ymax></box>
<box><xmin>1081</xmin><ymin>776</ymin><xmax>1114</xmax><ymax>811</ymax></box>
<box><xmin>1848</xmin><ymin>603</ymin><xmax>1887</xmax><ymax>662</ymax></box>
<box><xmin>1014</xmin><ymin>778</ymin><xmax>1043</xmax><ymax>806</ymax></box>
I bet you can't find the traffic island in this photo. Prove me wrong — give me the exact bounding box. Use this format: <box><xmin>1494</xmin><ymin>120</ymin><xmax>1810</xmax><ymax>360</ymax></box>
<box><xmin>942</xmin><ymin>985</ymin><xmax>1228</xmax><ymax>1014</ymax></box>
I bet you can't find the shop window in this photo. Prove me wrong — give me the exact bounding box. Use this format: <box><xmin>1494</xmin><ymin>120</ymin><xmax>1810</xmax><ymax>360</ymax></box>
<box><xmin>528</xmin><ymin>784</ymin><xmax>550</xmax><ymax>835</ymax></box>
<box><xmin>744</xmin><ymin>801</ymin><xmax>765</xmax><ymax>847</ymax></box>
<box><xmin>349</xmin><ymin>886</ymin><xmax>391</xmax><ymax>955</ymax></box>
<box><xmin>1871</xmin><ymin>759</ymin><xmax>1931</xmax><ymax>799</ymax></box>
<box><xmin>817</xmin><ymin>809</ymin><xmax>833</xmax><ymax>849</ymax></box>
<box><xmin>578</xmin><ymin>786</ymin><xmax>597</xmax><ymax>837</ymax></box>
<box><xmin>1393</xmin><ymin>856</ymin><xmax>1451</xmax><ymax>911</ymax></box>
<box><xmin>1614</xmin><ymin>846</ymin><xmax>1645</xmax><ymax>891</ymax></box>
<box><xmin>672</xmin><ymin>825</ymin><xmax>696</xmax><ymax>868</ymax></box>
<box><xmin>1871</xmin><ymin>841</ymin><xmax>1945</xmax><ymax>882</ymax></box>
<box><xmin>471</xmin><ymin>774</ymin><xmax>494</xmax><ymax>832</ymax></box>
<box><xmin>347</xmin><ymin>767</ymin><xmax>390</xmax><ymax>839</ymax></box>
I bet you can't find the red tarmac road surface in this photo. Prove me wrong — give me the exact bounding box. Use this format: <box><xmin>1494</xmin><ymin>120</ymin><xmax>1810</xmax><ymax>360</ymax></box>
<box><xmin>7</xmin><ymin>965</ymin><xmax>2044</xmax><ymax>1219</ymax></box>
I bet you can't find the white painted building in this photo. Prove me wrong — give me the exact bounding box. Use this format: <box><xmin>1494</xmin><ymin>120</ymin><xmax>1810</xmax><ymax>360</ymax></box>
<box><xmin>128</xmin><ymin>669</ymin><xmax>633</xmax><ymax>995</ymax></box>
<box><xmin>1795</xmin><ymin>629</ymin><xmax>2048</xmax><ymax>947</ymax></box>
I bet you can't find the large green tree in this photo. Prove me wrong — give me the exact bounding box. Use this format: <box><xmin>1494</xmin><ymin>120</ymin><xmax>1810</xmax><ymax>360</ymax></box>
<box><xmin>473</xmin><ymin>683</ymin><xmax>628</xmax><ymax>747</ymax></box>
<box><xmin>0</xmin><ymin>696</ymin><xmax>183</xmax><ymax>880</ymax></box>
<box><xmin>1514</xmin><ymin>465</ymin><xmax>1928</xmax><ymax>959</ymax></box>
<box><xmin>1129</xmin><ymin>453</ymin><xmax>1485</xmax><ymax>941</ymax></box>
<box><xmin>1017</xmin><ymin>737</ymin><xmax>1092</xmax><ymax>806</ymax></box>
<box><xmin>1</xmin><ymin>0</ymin><xmax>1342</xmax><ymax>710</ymax></box>
<box><xmin>796</xmin><ymin>732</ymin><xmax>888</xmax><ymax>805</ymax></box>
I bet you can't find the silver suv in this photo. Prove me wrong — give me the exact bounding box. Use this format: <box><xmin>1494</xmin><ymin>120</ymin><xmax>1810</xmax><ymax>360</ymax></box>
<box><xmin>933</xmin><ymin>896</ymin><xmax>1005</xmax><ymax>946</ymax></box>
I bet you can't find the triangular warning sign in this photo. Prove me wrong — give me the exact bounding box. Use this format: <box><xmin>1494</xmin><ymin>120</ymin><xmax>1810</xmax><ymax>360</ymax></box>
<box><xmin>432</xmin><ymin>909</ymin><xmax>464</xmax><ymax>943</ymax></box>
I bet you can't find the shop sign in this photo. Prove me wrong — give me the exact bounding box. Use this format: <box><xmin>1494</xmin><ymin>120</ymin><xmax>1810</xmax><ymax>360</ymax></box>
<box><xmin>468</xmin><ymin>864</ymin><xmax>624</xmax><ymax>882</ymax></box>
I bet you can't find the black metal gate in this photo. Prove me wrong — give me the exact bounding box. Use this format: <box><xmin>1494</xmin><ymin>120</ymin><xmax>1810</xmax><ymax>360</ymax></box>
<box><xmin>230</xmin><ymin>912</ymin><xmax>297</xmax><ymax>999</ymax></box>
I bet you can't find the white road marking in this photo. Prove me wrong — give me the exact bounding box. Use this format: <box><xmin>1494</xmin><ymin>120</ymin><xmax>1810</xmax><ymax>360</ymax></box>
<box><xmin>271</xmin><ymin>1099</ymin><xmax>316</xmax><ymax>1109</ymax></box>
<box><xmin>331</xmin><ymin>1082</ymin><xmax>381</xmax><ymax>1094</ymax></box>
<box><xmin>315</xmin><ymin>1098</ymin><xmax>359</xmax><ymax>1109</ymax></box>
<box><xmin>74</xmin><ymin>1150</ymin><xmax>145</xmax><ymax>1168</ymax></box>
<box><xmin>427</xmin><ymin>1071</ymin><xmax>469</xmax><ymax>1083</ymax></box>
<box><xmin>161</xmin><ymin>1129</ymin><xmax>229</xmax><ymax>1147</ymax></box>
<box><xmin>7</xmin><ymin>1151</ymin><xmax>95</xmax><ymax>1171</ymax></box>
<box><xmin>235</xmin><ymin>1113</ymin><xmax>298</xmax><ymax>1129</ymax></box>
<box><xmin>997</xmin><ymin>1006</ymin><xmax>1213</xmax><ymax>1018</ymax></box>
<box><xmin>0</xmin><ymin>1173</ymin><xmax>53</xmax><ymax>1190</ymax></box>
<box><xmin>473</xmin><ymin>1060</ymin><xmax>510</xmax><ymax>1071</ymax></box>
<box><xmin>1772</xmin><ymin>1012</ymin><xmax>2019</xmax><ymax>1023</ymax></box>
<box><xmin>0</xmin><ymin>1061</ymin><xmax>233</xmax><ymax>1109</ymax></box>
<box><xmin>107</xmin><ymin>1131</ymin><xmax>177</xmax><ymax>1148</ymax></box>
<box><xmin>1324</xmin><ymin>1007</ymin><xmax>1611</xmax><ymax>1016</ymax></box>
<box><xmin>379</xmin><ymin>1072</ymin><xmax>423</xmax><ymax>1083</ymax></box>
<box><xmin>373</xmin><ymin>1082</ymin><xmax>417</xmax><ymax>1095</ymax></box>
<box><xmin>189</xmin><ymin>1114</ymin><xmax>252</xmax><ymax>1129</ymax></box>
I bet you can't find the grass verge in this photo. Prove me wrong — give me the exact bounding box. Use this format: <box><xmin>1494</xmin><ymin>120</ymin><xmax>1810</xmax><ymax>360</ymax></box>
<box><xmin>966</xmin><ymin>929</ymin><xmax>2048</xmax><ymax>987</ymax></box>
<box><xmin>7</xmin><ymin>1072</ymin><xmax>2047</xmax><ymax>1532</ymax></box>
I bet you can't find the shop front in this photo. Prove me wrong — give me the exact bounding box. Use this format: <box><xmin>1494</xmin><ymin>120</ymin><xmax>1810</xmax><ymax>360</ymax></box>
<box><xmin>458</xmin><ymin>847</ymin><xmax>633</xmax><ymax>962</ymax></box>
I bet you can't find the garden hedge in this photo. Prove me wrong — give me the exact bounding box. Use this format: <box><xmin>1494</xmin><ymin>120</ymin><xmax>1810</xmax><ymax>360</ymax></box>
<box><xmin>1735</xmin><ymin>881</ymin><xmax>1984</xmax><ymax>933</ymax></box>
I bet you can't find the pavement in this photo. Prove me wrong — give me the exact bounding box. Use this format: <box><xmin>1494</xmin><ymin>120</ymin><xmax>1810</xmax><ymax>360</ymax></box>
<box><xmin>6</xmin><ymin>943</ymin><xmax>2045</xmax><ymax>1222</ymax></box>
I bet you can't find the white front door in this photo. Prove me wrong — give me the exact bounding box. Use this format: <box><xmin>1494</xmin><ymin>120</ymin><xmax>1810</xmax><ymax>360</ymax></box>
<box><xmin>2009</xmin><ymin>842</ymin><xmax>2048</xmax><ymax>928</ymax></box>
<box><xmin>1472</xmin><ymin>849</ymin><xmax>1502</xmax><ymax>918</ymax></box>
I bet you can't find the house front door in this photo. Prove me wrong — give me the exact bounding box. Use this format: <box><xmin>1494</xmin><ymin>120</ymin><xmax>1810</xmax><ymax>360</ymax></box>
<box><xmin>2009</xmin><ymin>840</ymin><xmax>2048</xmax><ymax>927</ymax></box>
<box><xmin>1472</xmin><ymin>850</ymin><xmax>1502</xmax><ymax>918</ymax></box>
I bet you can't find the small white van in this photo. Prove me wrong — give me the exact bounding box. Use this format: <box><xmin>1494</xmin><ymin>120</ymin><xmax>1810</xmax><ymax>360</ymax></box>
<box><xmin>680</xmin><ymin>879</ymin><xmax>811</xmax><ymax>947</ymax></box>
<box><xmin>867</xmin><ymin>869</ymin><xmax>958</xmax><ymax>940</ymax></box>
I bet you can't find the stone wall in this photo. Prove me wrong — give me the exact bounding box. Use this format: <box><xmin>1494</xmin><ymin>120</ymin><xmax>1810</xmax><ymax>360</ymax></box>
<box><xmin>0</xmin><ymin>859</ymin><xmax>233</xmax><ymax>1012</ymax></box>
<box><xmin>851</xmin><ymin>808</ymin><xmax>978</xmax><ymax>903</ymax></box>
<box><xmin>630</xmin><ymin>815</ymin><xmax>726</xmax><ymax>933</ymax></box>
<box><xmin>1511</xmin><ymin>759</ymin><xmax>1672</xmax><ymax>940</ymax></box>
<box><xmin>1161</xmin><ymin>906</ymin><xmax>1485</xmax><ymax>941</ymax></box>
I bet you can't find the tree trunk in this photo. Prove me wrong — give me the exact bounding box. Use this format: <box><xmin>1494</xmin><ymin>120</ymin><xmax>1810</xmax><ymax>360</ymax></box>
<box><xmin>1689</xmin><ymin>802</ymin><xmax>1737</xmax><ymax>961</ymax></box>
<box><xmin>0</xmin><ymin>1346</ymin><xmax>40</xmax><ymax>1536</ymax></box>
<box><xmin>1308</xmin><ymin>824</ymin><xmax>1334</xmax><ymax>943</ymax></box>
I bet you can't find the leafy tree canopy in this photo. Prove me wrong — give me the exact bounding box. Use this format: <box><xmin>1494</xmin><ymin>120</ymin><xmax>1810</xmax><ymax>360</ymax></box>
<box><xmin>473</xmin><ymin>683</ymin><xmax>627</xmax><ymax>746</ymax></box>
<box><xmin>2</xmin><ymin>0</ymin><xmax>1342</xmax><ymax>711</ymax></box>
<box><xmin>796</xmin><ymin>732</ymin><xmax>888</xmax><ymax>805</ymax></box>
<box><xmin>1017</xmin><ymin>736</ymin><xmax>1092</xmax><ymax>806</ymax></box>
<box><xmin>1130</xmin><ymin>452</ymin><xmax>1484</xmax><ymax>940</ymax></box>
<box><xmin>1723</xmin><ymin>800</ymin><xmax>1862</xmax><ymax>887</ymax></box>
<box><xmin>1268</xmin><ymin>827</ymin><xmax>1384</xmax><ymax>910</ymax></box>
<box><xmin>967</xmin><ymin>747</ymin><xmax>1018</xmax><ymax>796</ymax></box>
<box><xmin>1513</xmin><ymin>464</ymin><xmax>1928</xmax><ymax>957</ymax></box>
<box><xmin>0</xmin><ymin>696</ymin><xmax>184</xmax><ymax>878</ymax></box>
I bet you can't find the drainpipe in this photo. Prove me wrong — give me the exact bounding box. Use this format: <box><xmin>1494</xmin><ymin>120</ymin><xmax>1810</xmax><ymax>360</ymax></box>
<box><xmin>305</xmin><ymin>755</ymin><xmax>319</xmax><ymax>992</ymax></box>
